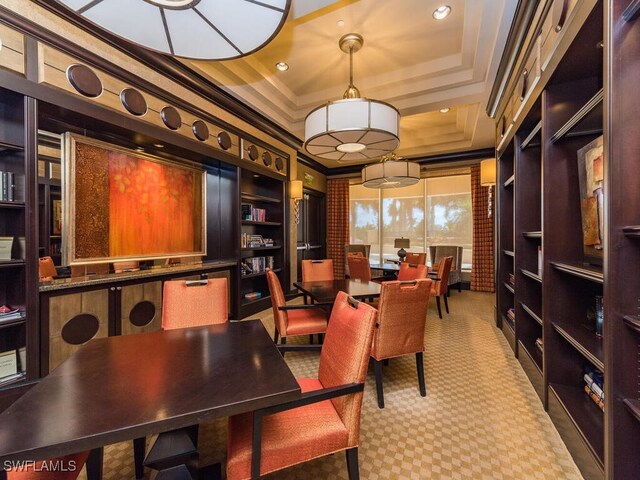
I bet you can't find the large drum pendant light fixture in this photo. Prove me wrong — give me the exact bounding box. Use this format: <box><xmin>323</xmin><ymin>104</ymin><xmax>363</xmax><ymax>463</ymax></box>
<box><xmin>304</xmin><ymin>33</ymin><xmax>400</xmax><ymax>161</ymax></box>
<box><xmin>362</xmin><ymin>153</ymin><xmax>420</xmax><ymax>189</ymax></box>
<box><xmin>53</xmin><ymin>0</ymin><xmax>291</xmax><ymax>60</ymax></box>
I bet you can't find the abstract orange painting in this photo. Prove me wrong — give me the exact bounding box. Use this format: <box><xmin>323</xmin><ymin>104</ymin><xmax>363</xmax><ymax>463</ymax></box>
<box><xmin>65</xmin><ymin>134</ymin><xmax>205</xmax><ymax>264</ymax></box>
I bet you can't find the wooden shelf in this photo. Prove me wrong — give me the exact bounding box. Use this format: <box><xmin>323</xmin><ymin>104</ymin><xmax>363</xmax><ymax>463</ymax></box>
<box><xmin>552</xmin><ymin>321</ymin><xmax>604</xmax><ymax>371</ymax></box>
<box><xmin>0</xmin><ymin>201</ymin><xmax>25</xmax><ymax>209</ymax></box>
<box><xmin>520</xmin><ymin>120</ymin><xmax>542</xmax><ymax>150</ymax></box>
<box><xmin>0</xmin><ymin>140</ymin><xmax>24</xmax><ymax>152</ymax></box>
<box><xmin>503</xmin><ymin>282</ymin><xmax>514</xmax><ymax>294</ymax></box>
<box><xmin>241</xmin><ymin>220</ymin><xmax>282</xmax><ymax>226</ymax></box>
<box><xmin>549</xmin><ymin>384</ymin><xmax>604</xmax><ymax>467</ymax></box>
<box><xmin>503</xmin><ymin>250</ymin><xmax>515</xmax><ymax>257</ymax></box>
<box><xmin>521</xmin><ymin>302</ymin><xmax>542</xmax><ymax>326</ymax></box>
<box><xmin>550</xmin><ymin>89</ymin><xmax>604</xmax><ymax>143</ymax></box>
<box><xmin>0</xmin><ymin>372</ymin><xmax>27</xmax><ymax>388</ymax></box>
<box><xmin>623</xmin><ymin>399</ymin><xmax>640</xmax><ymax>423</ymax></box>
<box><xmin>241</xmin><ymin>192</ymin><xmax>281</xmax><ymax>204</ymax></box>
<box><xmin>0</xmin><ymin>317</ymin><xmax>25</xmax><ymax>329</ymax></box>
<box><xmin>521</xmin><ymin>341</ymin><xmax>543</xmax><ymax>374</ymax></box>
<box><xmin>502</xmin><ymin>313</ymin><xmax>515</xmax><ymax>332</ymax></box>
<box><xmin>0</xmin><ymin>260</ymin><xmax>25</xmax><ymax>269</ymax></box>
<box><xmin>550</xmin><ymin>261</ymin><xmax>603</xmax><ymax>284</ymax></box>
<box><xmin>521</xmin><ymin>268</ymin><xmax>542</xmax><ymax>283</ymax></box>
<box><xmin>622</xmin><ymin>315</ymin><xmax>640</xmax><ymax>334</ymax></box>
<box><xmin>522</xmin><ymin>231</ymin><xmax>542</xmax><ymax>238</ymax></box>
<box><xmin>241</xmin><ymin>245</ymin><xmax>281</xmax><ymax>252</ymax></box>
<box><xmin>241</xmin><ymin>268</ymin><xmax>281</xmax><ymax>280</ymax></box>
<box><xmin>622</xmin><ymin>226</ymin><xmax>640</xmax><ymax>237</ymax></box>
<box><xmin>503</xmin><ymin>175</ymin><xmax>515</xmax><ymax>187</ymax></box>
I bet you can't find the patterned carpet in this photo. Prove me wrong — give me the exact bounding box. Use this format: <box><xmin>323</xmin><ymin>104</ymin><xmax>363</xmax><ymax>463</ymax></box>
<box><xmin>82</xmin><ymin>291</ymin><xmax>583</xmax><ymax>479</ymax></box>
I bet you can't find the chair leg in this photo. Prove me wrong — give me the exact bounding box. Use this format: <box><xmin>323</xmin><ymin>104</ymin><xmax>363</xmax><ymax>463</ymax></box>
<box><xmin>273</xmin><ymin>330</ymin><xmax>279</xmax><ymax>344</ymax></box>
<box><xmin>374</xmin><ymin>359</ymin><xmax>384</xmax><ymax>409</ymax></box>
<box><xmin>435</xmin><ymin>296</ymin><xmax>442</xmax><ymax>319</ymax></box>
<box><xmin>345</xmin><ymin>447</ymin><xmax>360</xmax><ymax>480</ymax></box>
<box><xmin>444</xmin><ymin>293</ymin><xmax>449</xmax><ymax>314</ymax></box>
<box><xmin>86</xmin><ymin>447</ymin><xmax>103</xmax><ymax>480</ymax></box>
<box><xmin>309</xmin><ymin>334</ymin><xmax>314</xmax><ymax>344</ymax></box>
<box><xmin>416</xmin><ymin>352</ymin><xmax>426</xmax><ymax>397</ymax></box>
<box><xmin>458</xmin><ymin>281</ymin><xmax>462</xmax><ymax>293</ymax></box>
<box><xmin>319</xmin><ymin>333</ymin><xmax>324</xmax><ymax>344</ymax></box>
<box><xmin>133</xmin><ymin>437</ymin><xmax>146</xmax><ymax>479</ymax></box>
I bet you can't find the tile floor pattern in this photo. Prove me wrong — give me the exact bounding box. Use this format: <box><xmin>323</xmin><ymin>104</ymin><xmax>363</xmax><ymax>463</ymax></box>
<box><xmin>80</xmin><ymin>291</ymin><xmax>583</xmax><ymax>479</ymax></box>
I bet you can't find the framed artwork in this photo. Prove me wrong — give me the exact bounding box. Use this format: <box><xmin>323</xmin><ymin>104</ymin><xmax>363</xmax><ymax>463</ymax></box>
<box><xmin>577</xmin><ymin>135</ymin><xmax>604</xmax><ymax>263</ymax></box>
<box><xmin>62</xmin><ymin>133</ymin><xmax>206</xmax><ymax>265</ymax></box>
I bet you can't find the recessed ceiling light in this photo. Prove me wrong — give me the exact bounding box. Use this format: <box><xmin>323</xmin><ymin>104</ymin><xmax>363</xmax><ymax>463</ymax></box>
<box><xmin>433</xmin><ymin>5</ymin><xmax>451</xmax><ymax>20</ymax></box>
<box><xmin>439</xmin><ymin>107</ymin><xmax>450</xmax><ymax>113</ymax></box>
<box><xmin>275</xmin><ymin>61</ymin><xmax>289</xmax><ymax>71</ymax></box>
<box><xmin>337</xmin><ymin>19</ymin><xmax>345</xmax><ymax>27</ymax></box>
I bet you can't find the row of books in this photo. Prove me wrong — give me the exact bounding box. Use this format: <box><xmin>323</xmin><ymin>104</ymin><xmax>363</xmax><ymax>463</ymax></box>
<box><xmin>241</xmin><ymin>203</ymin><xmax>268</xmax><ymax>222</ymax></box>
<box><xmin>241</xmin><ymin>233</ymin><xmax>274</xmax><ymax>248</ymax></box>
<box><xmin>241</xmin><ymin>256</ymin><xmax>275</xmax><ymax>276</ymax></box>
<box><xmin>584</xmin><ymin>366</ymin><xmax>604</xmax><ymax>411</ymax></box>
<box><xmin>0</xmin><ymin>171</ymin><xmax>22</xmax><ymax>202</ymax></box>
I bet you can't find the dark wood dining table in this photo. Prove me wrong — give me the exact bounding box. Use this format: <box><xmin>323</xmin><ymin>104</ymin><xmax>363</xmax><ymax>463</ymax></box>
<box><xmin>293</xmin><ymin>279</ymin><xmax>382</xmax><ymax>304</ymax></box>
<box><xmin>0</xmin><ymin>320</ymin><xmax>300</xmax><ymax>478</ymax></box>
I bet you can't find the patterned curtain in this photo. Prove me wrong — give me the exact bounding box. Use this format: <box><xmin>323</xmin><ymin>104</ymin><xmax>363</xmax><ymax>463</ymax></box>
<box><xmin>470</xmin><ymin>164</ymin><xmax>495</xmax><ymax>292</ymax></box>
<box><xmin>326</xmin><ymin>178</ymin><xmax>350</xmax><ymax>279</ymax></box>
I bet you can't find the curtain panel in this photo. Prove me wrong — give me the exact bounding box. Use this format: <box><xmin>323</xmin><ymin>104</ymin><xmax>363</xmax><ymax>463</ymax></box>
<box><xmin>326</xmin><ymin>178</ymin><xmax>350</xmax><ymax>279</ymax></box>
<box><xmin>470</xmin><ymin>165</ymin><xmax>495</xmax><ymax>292</ymax></box>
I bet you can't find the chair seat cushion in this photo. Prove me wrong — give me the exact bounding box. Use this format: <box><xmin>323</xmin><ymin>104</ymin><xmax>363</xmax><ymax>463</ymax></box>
<box><xmin>285</xmin><ymin>308</ymin><xmax>328</xmax><ymax>336</ymax></box>
<box><xmin>226</xmin><ymin>378</ymin><xmax>349</xmax><ymax>480</ymax></box>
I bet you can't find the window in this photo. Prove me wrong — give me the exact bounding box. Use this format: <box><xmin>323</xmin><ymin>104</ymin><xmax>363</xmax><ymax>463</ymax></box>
<box><xmin>349</xmin><ymin>174</ymin><xmax>472</xmax><ymax>268</ymax></box>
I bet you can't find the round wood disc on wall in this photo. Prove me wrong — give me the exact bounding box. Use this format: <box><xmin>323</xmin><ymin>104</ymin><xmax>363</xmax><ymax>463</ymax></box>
<box><xmin>161</xmin><ymin>106</ymin><xmax>182</xmax><ymax>130</ymax></box>
<box><xmin>61</xmin><ymin>313</ymin><xmax>100</xmax><ymax>345</ymax></box>
<box><xmin>217</xmin><ymin>131</ymin><xmax>232</xmax><ymax>150</ymax></box>
<box><xmin>129</xmin><ymin>300</ymin><xmax>156</xmax><ymax>327</ymax></box>
<box><xmin>247</xmin><ymin>144</ymin><xmax>258</xmax><ymax>161</ymax></box>
<box><xmin>192</xmin><ymin>120</ymin><xmax>210</xmax><ymax>141</ymax></box>
<box><xmin>67</xmin><ymin>64</ymin><xmax>103</xmax><ymax>98</ymax></box>
<box><xmin>262</xmin><ymin>151</ymin><xmax>272</xmax><ymax>167</ymax></box>
<box><xmin>275</xmin><ymin>157</ymin><xmax>284</xmax><ymax>171</ymax></box>
<box><xmin>120</xmin><ymin>88</ymin><xmax>147</xmax><ymax>116</ymax></box>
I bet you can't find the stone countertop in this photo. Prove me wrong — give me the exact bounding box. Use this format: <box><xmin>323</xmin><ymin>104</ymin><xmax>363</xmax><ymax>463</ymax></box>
<box><xmin>39</xmin><ymin>260</ymin><xmax>238</xmax><ymax>292</ymax></box>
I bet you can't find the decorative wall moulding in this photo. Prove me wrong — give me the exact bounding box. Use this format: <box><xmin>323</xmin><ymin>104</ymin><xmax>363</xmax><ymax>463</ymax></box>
<box><xmin>247</xmin><ymin>144</ymin><xmax>259</xmax><ymax>161</ymax></box>
<box><xmin>66</xmin><ymin>64</ymin><xmax>103</xmax><ymax>98</ymax></box>
<box><xmin>0</xmin><ymin>24</ymin><xmax>26</xmax><ymax>76</ymax></box>
<box><xmin>161</xmin><ymin>106</ymin><xmax>182</xmax><ymax>130</ymax></box>
<box><xmin>192</xmin><ymin>120</ymin><xmax>209</xmax><ymax>141</ymax></box>
<box><xmin>240</xmin><ymin>139</ymin><xmax>286</xmax><ymax>176</ymax></box>
<box><xmin>262</xmin><ymin>151</ymin><xmax>272</xmax><ymax>167</ymax></box>
<box><xmin>120</xmin><ymin>88</ymin><xmax>147</xmax><ymax>116</ymax></box>
<box><xmin>275</xmin><ymin>157</ymin><xmax>284</xmax><ymax>171</ymax></box>
<box><xmin>217</xmin><ymin>131</ymin><xmax>232</xmax><ymax>150</ymax></box>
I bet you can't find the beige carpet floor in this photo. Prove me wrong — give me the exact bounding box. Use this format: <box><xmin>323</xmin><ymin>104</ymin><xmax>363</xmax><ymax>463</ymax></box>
<box><xmin>83</xmin><ymin>291</ymin><xmax>583</xmax><ymax>480</ymax></box>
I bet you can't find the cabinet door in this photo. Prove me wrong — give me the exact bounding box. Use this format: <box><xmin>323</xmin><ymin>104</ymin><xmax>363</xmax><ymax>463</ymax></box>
<box><xmin>119</xmin><ymin>281</ymin><xmax>162</xmax><ymax>336</ymax></box>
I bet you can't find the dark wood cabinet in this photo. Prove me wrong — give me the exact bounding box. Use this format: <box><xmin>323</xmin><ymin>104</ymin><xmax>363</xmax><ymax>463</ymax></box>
<box><xmin>296</xmin><ymin>189</ymin><xmax>326</xmax><ymax>282</ymax></box>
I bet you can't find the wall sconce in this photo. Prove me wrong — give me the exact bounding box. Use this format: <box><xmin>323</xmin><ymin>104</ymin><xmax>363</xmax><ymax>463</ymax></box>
<box><xmin>290</xmin><ymin>180</ymin><xmax>303</xmax><ymax>224</ymax></box>
<box><xmin>480</xmin><ymin>158</ymin><xmax>497</xmax><ymax>218</ymax></box>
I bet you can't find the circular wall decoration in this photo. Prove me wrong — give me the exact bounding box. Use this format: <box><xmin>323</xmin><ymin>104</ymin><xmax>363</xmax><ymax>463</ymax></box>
<box><xmin>192</xmin><ymin>120</ymin><xmax>210</xmax><ymax>141</ymax></box>
<box><xmin>61</xmin><ymin>313</ymin><xmax>100</xmax><ymax>345</ymax></box>
<box><xmin>129</xmin><ymin>300</ymin><xmax>156</xmax><ymax>327</ymax></box>
<box><xmin>161</xmin><ymin>106</ymin><xmax>182</xmax><ymax>130</ymax></box>
<box><xmin>247</xmin><ymin>144</ymin><xmax>259</xmax><ymax>161</ymax></box>
<box><xmin>217</xmin><ymin>131</ymin><xmax>232</xmax><ymax>150</ymax></box>
<box><xmin>262</xmin><ymin>151</ymin><xmax>273</xmax><ymax>167</ymax></box>
<box><xmin>120</xmin><ymin>88</ymin><xmax>147</xmax><ymax>116</ymax></box>
<box><xmin>275</xmin><ymin>157</ymin><xmax>284</xmax><ymax>171</ymax></box>
<box><xmin>67</xmin><ymin>64</ymin><xmax>103</xmax><ymax>98</ymax></box>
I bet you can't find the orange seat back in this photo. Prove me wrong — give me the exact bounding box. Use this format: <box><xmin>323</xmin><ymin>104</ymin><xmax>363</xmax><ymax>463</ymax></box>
<box><xmin>301</xmin><ymin>259</ymin><xmax>334</xmax><ymax>281</ymax></box>
<box><xmin>347</xmin><ymin>255</ymin><xmax>371</xmax><ymax>281</ymax></box>
<box><xmin>397</xmin><ymin>263</ymin><xmax>428</xmax><ymax>281</ymax></box>
<box><xmin>404</xmin><ymin>252</ymin><xmax>426</xmax><ymax>265</ymax></box>
<box><xmin>432</xmin><ymin>256</ymin><xmax>453</xmax><ymax>296</ymax></box>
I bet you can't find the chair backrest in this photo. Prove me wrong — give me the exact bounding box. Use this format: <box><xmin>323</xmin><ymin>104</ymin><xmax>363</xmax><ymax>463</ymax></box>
<box><xmin>432</xmin><ymin>256</ymin><xmax>454</xmax><ymax>295</ymax></box>
<box><xmin>266</xmin><ymin>269</ymin><xmax>288</xmax><ymax>335</ymax></box>
<box><xmin>429</xmin><ymin>245</ymin><xmax>463</xmax><ymax>282</ymax></box>
<box><xmin>162</xmin><ymin>278</ymin><xmax>228</xmax><ymax>330</ymax></box>
<box><xmin>318</xmin><ymin>292</ymin><xmax>377</xmax><ymax>447</ymax></box>
<box><xmin>301</xmin><ymin>259</ymin><xmax>334</xmax><ymax>281</ymax></box>
<box><xmin>347</xmin><ymin>255</ymin><xmax>371</xmax><ymax>281</ymax></box>
<box><xmin>38</xmin><ymin>256</ymin><xmax>57</xmax><ymax>281</ymax></box>
<box><xmin>397</xmin><ymin>263</ymin><xmax>428</xmax><ymax>281</ymax></box>
<box><xmin>7</xmin><ymin>451</ymin><xmax>89</xmax><ymax>479</ymax></box>
<box><xmin>347</xmin><ymin>251</ymin><xmax>363</xmax><ymax>257</ymax></box>
<box><xmin>113</xmin><ymin>261</ymin><xmax>140</xmax><ymax>273</ymax></box>
<box><xmin>345</xmin><ymin>244</ymin><xmax>370</xmax><ymax>258</ymax></box>
<box><xmin>404</xmin><ymin>252</ymin><xmax>426</xmax><ymax>265</ymax></box>
<box><xmin>371</xmin><ymin>279</ymin><xmax>432</xmax><ymax>361</ymax></box>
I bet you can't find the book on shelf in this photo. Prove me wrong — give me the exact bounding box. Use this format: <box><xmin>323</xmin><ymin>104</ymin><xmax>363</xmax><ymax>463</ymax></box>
<box><xmin>584</xmin><ymin>366</ymin><xmax>605</xmax><ymax>411</ymax></box>
<box><xmin>508</xmin><ymin>273</ymin><xmax>515</xmax><ymax>286</ymax></box>
<box><xmin>0</xmin><ymin>171</ymin><xmax>22</xmax><ymax>202</ymax></box>
<box><xmin>243</xmin><ymin>291</ymin><xmax>262</xmax><ymax>300</ymax></box>
<box><xmin>0</xmin><ymin>349</ymin><xmax>17</xmax><ymax>379</ymax></box>
<box><xmin>241</xmin><ymin>203</ymin><xmax>253</xmax><ymax>221</ymax></box>
<box><xmin>506</xmin><ymin>307</ymin><xmax>515</xmax><ymax>322</ymax></box>
<box><xmin>241</xmin><ymin>203</ymin><xmax>268</xmax><ymax>222</ymax></box>
<box><xmin>242</xmin><ymin>256</ymin><xmax>275</xmax><ymax>276</ymax></box>
<box><xmin>241</xmin><ymin>233</ymin><xmax>275</xmax><ymax>248</ymax></box>
<box><xmin>0</xmin><ymin>237</ymin><xmax>13</xmax><ymax>260</ymax></box>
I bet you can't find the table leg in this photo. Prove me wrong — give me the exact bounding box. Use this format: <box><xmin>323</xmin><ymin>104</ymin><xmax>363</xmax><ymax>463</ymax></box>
<box><xmin>86</xmin><ymin>447</ymin><xmax>104</xmax><ymax>480</ymax></box>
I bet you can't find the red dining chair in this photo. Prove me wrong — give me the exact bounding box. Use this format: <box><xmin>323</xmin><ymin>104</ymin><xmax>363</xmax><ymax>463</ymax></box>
<box><xmin>7</xmin><ymin>451</ymin><xmax>89</xmax><ymax>479</ymax></box>
<box><xmin>397</xmin><ymin>263</ymin><xmax>429</xmax><ymax>281</ymax></box>
<box><xmin>432</xmin><ymin>256</ymin><xmax>453</xmax><ymax>319</ymax></box>
<box><xmin>226</xmin><ymin>292</ymin><xmax>378</xmax><ymax>480</ymax></box>
<box><xmin>301</xmin><ymin>259</ymin><xmax>334</xmax><ymax>281</ymax></box>
<box><xmin>38</xmin><ymin>256</ymin><xmax>57</xmax><ymax>281</ymax></box>
<box><xmin>403</xmin><ymin>252</ymin><xmax>426</xmax><ymax>265</ymax></box>
<box><xmin>347</xmin><ymin>255</ymin><xmax>371</xmax><ymax>281</ymax></box>
<box><xmin>266</xmin><ymin>269</ymin><xmax>328</xmax><ymax>346</ymax></box>
<box><xmin>371</xmin><ymin>279</ymin><xmax>432</xmax><ymax>408</ymax></box>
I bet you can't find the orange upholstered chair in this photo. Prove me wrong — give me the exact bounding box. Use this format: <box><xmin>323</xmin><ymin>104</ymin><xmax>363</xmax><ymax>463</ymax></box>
<box><xmin>301</xmin><ymin>259</ymin><xmax>334</xmax><ymax>281</ymax></box>
<box><xmin>431</xmin><ymin>256</ymin><xmax>453</xmax><ymax>319</ymax></box>
<box><xmin>226</xmin><ymin>292</ymin><xmax>378</xmax><ymax>480</ymax></box>
<box><xmin>38</xmin><ymin>256</ymin><xmax>57</xmax><ymax>281</ymax></box>
<box><xmin>7</xmin><ymin>451</ymin><xmax>89</xmax><ymax>479</ymax></box>
<box><xmin>347</xmin><ymin>255</ymin><xmax>371</xmax><ymax>281</ymax></box>
<box><xmin>403</xmin><ymin>252</ymin><xmax>426</xmax><ymax>265</ymax></box>
<box><xmin>397</xmin><ymin>263</ymin><xmax>429</xmax><ymax>281</ymax></box>
<box><xmin>162</xmin><ymin>278</ymin><xmax>228</xmax><ymax>329</ymax></box>
<box><xmin>266</xmin><ymin>269</ymin><xmax>328</xmax><ymax>345</ymax></box>
<box><xmin>371</xmin><ymin>279</ymin><xmax>432</xmax><ymax>408</ymax></box>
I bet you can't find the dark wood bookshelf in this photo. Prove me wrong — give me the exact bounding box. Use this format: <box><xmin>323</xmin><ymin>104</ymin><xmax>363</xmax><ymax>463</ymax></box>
<box><xmin>503</xmin><ymin>250</ymin><xmax>514</xmax><ymax>257</ymax></box>
<box><xmin>0</xmin><ymin>372</ymin><xmax>27</xmax><ymax>388</ymax></box>
<box><xmin>550</xmin><ymin>89</ymin><xmax>604</xmax><ymax>143</ymax></box>
<box><xmin>623</xmin><ymin>399</ymin><xmax>640</xmax><ymax>424</ymax></box>
<box><xmin>552</xmin><ymin>321</ymin><xmax>604</xmax><ymax>371</ymax></box>
<box><xmin>520</xmin><ymin>268</ymin><xmax>542</xmax><ymax>283</ymax></box>
<box><xmin>503</xmin><ymin>174</ymin><xmax>515</xmax><ymax>187</ymax></box>
<box><xmin>0</xmin><ymin>260</ymin><xmax>25</xmax><ymax>269</ymax></box>
<box><xmin>241</xmin><ymin>246</ymin><xmax>281</xmax><ymax>252</ymax></box>
<box><xmin>503</xmin><ymin>282</ymin><xmax>514</xmax><ymax>294</ymax></box>
<box><xmin>240</xmin><ymin>268</ymin><xmax>281</xmax><ymax>280</ymax></box>
<box><xmin>520</xmin><ymin>120</ymin><xmax>542</xmax><ymax>150</ymax></box>
<box><xmin>502</xmin><ymin>313</ymin><xmax>515</xmax><ymax>332</ymax></box>
<box><xmin>0</xmin><ymin>317</ymin><xmax>26</xmax><ymax>329</ymax></box>
<box><xmin>0</xmin><ymin>201</ymin><xmax>25</xmax><ymax>209</ymax></box>
<box><xmin>521</xmin><ymin>302</ymin><xmax>542</xmax><ymax>326</ymax></box>
<box><xmin>522</xmin><ymin>231</ymin><xmax>542</xmax><ymax>238</ymax></box>
<box><xmin>550</xmin><ymin>261</ymin><xmax>604</xmax><ymax>284</ymax></box>
<box><xmin>622</xmin><ymin>315</ymin><xmax>640</xmax><ymax>334</ymax></box>
<box><xmin>622</xmin><ymin>225</ymin><xmax>640</xmax><ymax>237</ymax></box>
<box><xmin>0</xmin><ymin>140</ymin><xmax>24</xmax><ymax>152</ymax></box>
<box><xmin>240</xmin><ymin>192</ymin><xmax>281</xmax><ymax>204</ymax></box>
<box><xmin>241</xmin><ymin>220</ymin><xmax>282</xmax><ymax>226</ymax></box>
